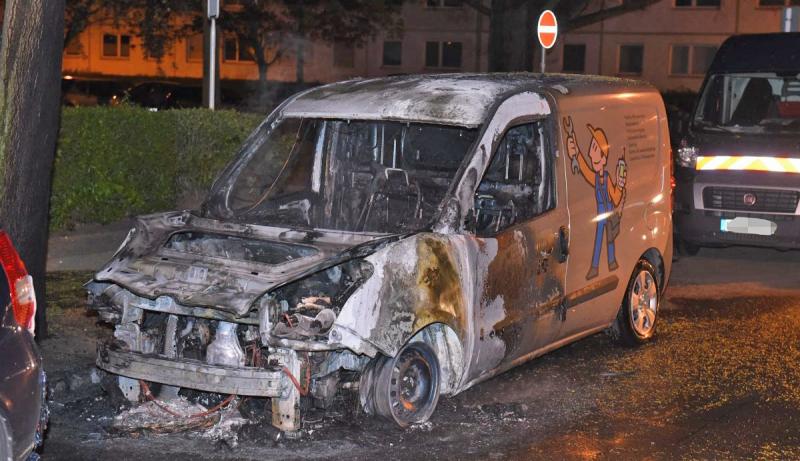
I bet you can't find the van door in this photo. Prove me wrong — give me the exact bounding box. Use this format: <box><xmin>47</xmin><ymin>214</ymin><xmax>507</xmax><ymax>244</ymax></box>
<box><xmin>471</xmin><ymin>118</ymin><xmax>569</xmax><ymax>368</ymax></box>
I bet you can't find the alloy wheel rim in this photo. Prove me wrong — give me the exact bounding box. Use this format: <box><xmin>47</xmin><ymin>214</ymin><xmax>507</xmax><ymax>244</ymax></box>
<box><xmin>629</xmin><ymin>270</ymin><xmax>657</xmax><ymax>337</ymax></box>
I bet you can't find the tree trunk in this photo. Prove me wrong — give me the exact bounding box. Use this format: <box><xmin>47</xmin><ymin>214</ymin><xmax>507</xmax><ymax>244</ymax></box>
<box><xmin>0</xmin><ymin>0</ymin><xmax>65</xmax><ymax>337</ymax></box>
<box><xmin>488</xmin><ymin>0</ymin><xmax>535</xmax><ymax>72</ymax></box>
<box><xmin>257</xmin><ymin>56</ymin><xmax>269</xmax><ymax>85</ymax></box>
<box><xmin>295</xmin><ymin>38</ymin><xmax>305</xmax><ymax>84</ymax></box>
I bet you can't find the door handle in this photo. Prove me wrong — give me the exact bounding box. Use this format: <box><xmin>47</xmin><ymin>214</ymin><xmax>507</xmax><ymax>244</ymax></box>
<box><xmin>558</xmin><ymin>226</ymin><xmax>569</xmax><ymax>263</ymax></box>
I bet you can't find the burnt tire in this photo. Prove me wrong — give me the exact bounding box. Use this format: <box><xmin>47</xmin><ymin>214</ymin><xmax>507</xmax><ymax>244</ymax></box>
<box><xmin>614</xmin><ymin>259</ymin><xmax>660</xmax><ymax>346</ymax></box>
<box><xmin>363</xmin><ymin>342</ymin><xmax>441</xmax><ymax>428</ymax></box>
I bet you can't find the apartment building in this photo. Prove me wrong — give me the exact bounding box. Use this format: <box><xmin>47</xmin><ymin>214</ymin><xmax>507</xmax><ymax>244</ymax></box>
<box><xmin>552</xmin><ymin>0</ymin><xmax>799</xmax><ymax>91</ymax></box>
<box><xmin>62</xmin><ymin>0</ymin><xmax>490</xmax><ymax>84</ymax></box>
<box><xmin>61</xmin><ymin>0</ymin><xmax>796</xmax><ymax>92</ymax></box>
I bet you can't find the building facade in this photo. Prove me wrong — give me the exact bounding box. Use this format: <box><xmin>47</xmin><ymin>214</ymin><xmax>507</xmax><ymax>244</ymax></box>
<box><xmin>553</xmin><ymin>0</ymin><xmax>798</xmax><ymax>91</ymax></box>
<box><xmin>62</xmin><ymin>0</ymin><xmax>490</xmax><ymax>84</ymax></box>
<box><xmin>61</xmin><ymin>0</ymin><xmax>796</xmax><ymax>92</ymax></box>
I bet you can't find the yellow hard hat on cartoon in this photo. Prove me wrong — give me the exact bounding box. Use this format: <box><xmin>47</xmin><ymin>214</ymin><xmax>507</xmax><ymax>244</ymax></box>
<box><xmin>586</xmin><ymin>124</ymin><xmax>610</xmax><ymax>158</ymax></box>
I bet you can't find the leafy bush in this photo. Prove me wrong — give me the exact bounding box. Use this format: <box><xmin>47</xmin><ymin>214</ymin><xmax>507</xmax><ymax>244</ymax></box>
<box><xmin>52</xmin><ymin>106</ymin><xmax>262</xmax><ymax>230</ymax></box>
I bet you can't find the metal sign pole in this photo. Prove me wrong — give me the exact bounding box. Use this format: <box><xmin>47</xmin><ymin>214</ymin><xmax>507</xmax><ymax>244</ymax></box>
<box><xmin>209</xmin><ymin>16</ymin><xmax>216</xmax><ymax>110</ymax></box>
<box><xmin>541</xmin><ymin>46</ymin><xmax>546</xmax><ymax>73</ymax></box>
<box><xmin>207</xmin><ymin>0</ymin><xmax>219</xmax><ymax>110</ymax></box>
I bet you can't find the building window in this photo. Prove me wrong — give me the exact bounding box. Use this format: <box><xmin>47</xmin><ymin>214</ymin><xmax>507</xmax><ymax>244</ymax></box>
<box><xmin>333</xmin><ymin>41</ymin><xmax>355</xmax><ymax>68</ymax></box>
<box><xmin>758</xmin><ymin>0</ymin><xmax>800</xmax><ymax>6</ymax></box>
<box><xmin>425</xmin><ymin>41</ymin><xmax>463</xmax><ymax>68</ymax></box>
<box><xmin>691</xmin><ymin>45</ymin><xmax>717</xmax><ymax>75</ymax></box>
<box><xmin>102</xmin><ymin>33</ymin><xmax>130</xmax><ymax>58</ymax></box>
<box><xmin>442</xmin><ymin>41</ymin><xmax>462</xmax><ymax>67</ymax></box>
<box><xmin>674</xmin><ymin>0</ymin><xmax>721</xmax><ymax>6</ymax></box>
<box><xmin>562</xmin><ymin>44</ymin><xmax>586</xmax><ymax>73</ymax></box>
<box><xmin>425</xmin><ymin>41</ymin><xmax>439</xmax><ymax>67</ymax></box>
<box><xmin>65</xmin><ymin>37</ymin><xmax>83</xmax><ymax>56</ymax></box>
<box><xmin>670</xmin><ymin>44</ymin><xmax>717</xmax><ymax>75</ymax></box>
<box><xmin>383</xmin><ymin>41</ymin><xmax>402</xmax><ymax>66</ymax></box>
<box><xmin>187</xmin><ymin>34</ymin><xmax>203</xmax><ymax>62</ymax></box>
<box><xmin>224</xmin><ymin>37</ymin><xmax>255</xmax><ymax>62</ymax></box>
<box><xmin>618</xmin><ymin>45</ymin><xmax>643</xmax><ymax>75</ymax></box>
<box><xmin>426</xmin><ymin>0</ymin><xmax>463</xmax><ymax>7</ymax></box>
<box><xmin>670</xmin><ymin>45</ymin><xmax>690</xmax><ymax>75</ymax></box>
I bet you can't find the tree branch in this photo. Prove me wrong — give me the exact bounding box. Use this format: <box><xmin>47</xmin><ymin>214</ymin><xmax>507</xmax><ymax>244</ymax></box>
<box><xmin>564</xmin><ymin>0</ymin><xmax>660</xmax><ymax>31</ymax></box>
<box><xmin>461</xmin><ymin>0</ymin><xmax>490</xmax><ymax>16</ymax></box>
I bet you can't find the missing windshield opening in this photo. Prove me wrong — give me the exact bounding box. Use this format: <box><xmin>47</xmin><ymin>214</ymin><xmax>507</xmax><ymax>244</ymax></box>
<box><xmin>212</xmin><ymin>118</ymin><xmax>478</xmax><ymax>234</ymax></box>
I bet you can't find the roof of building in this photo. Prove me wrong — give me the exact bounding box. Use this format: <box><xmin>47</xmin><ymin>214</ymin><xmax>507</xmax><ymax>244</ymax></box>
<box><xmin>281</xmin><ymin>73</ymin><xmax>653</xmax><ymax>127</ymax></box>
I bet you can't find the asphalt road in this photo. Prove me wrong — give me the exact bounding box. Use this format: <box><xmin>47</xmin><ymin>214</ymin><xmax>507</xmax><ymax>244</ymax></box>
<box><xmin>38</xmin><ymin>245</ymin><xmax>800</xmax><ymax>460</ymax></box>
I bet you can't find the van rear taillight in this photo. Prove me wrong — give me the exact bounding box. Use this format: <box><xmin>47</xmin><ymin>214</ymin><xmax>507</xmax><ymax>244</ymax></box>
<box><xmin>0</xmin><ymin>232</ymin><xmax>36</xmax><ymax>335</ymax></box>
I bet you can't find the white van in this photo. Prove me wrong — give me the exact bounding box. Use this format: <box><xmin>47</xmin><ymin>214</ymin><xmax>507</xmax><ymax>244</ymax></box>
<box><xmin>89</xmin><ymin>74</ymin><xmax>673</xmax><ymax>433</ymax></box>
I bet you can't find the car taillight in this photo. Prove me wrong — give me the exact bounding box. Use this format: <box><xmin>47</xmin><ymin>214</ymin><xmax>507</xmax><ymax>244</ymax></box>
<box><xmin>0</xmin><ymin>231</ymin><xmax>36</xmax><ymax>335</ymax></box>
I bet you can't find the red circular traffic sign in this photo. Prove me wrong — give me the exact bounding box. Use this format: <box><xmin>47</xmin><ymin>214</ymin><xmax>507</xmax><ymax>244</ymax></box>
<box><xmin>537</xmin><ymin>10</ymin><xmax>558</xmax><ymax>49</ymax></box>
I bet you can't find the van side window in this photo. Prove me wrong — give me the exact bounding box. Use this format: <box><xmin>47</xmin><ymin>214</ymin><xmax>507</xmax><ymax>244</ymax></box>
<box><xmin>474</xmin><ymin>121</ymin><xmax>555</xmax><ymax>235</ymax></box>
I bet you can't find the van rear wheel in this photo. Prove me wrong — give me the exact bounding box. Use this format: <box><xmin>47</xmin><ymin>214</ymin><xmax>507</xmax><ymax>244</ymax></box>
<box><xmin>614</xmin><ymin>259</ymin><xmax>660</xmax><ymax>346</ymax></box>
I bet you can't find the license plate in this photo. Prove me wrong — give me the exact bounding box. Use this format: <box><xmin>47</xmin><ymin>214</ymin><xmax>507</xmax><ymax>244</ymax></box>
<box><xmin>720</xmin><ymin>217</ymin><xmax>777</xmax><ymax>236</ymax></box>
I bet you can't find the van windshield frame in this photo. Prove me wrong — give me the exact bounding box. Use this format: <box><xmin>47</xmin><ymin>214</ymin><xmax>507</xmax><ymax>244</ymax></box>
<box><xmin>204</xmin><ymin>117</ymin><xmax>480</xmax><ymax>234</ymax></box>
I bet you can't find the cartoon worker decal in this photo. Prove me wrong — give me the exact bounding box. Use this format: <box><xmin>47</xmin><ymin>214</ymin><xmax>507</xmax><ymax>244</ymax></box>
<box><xmin>563</xmin><ymin>116</ymin><xmax>627</xmax><ymax>280</ymax></box>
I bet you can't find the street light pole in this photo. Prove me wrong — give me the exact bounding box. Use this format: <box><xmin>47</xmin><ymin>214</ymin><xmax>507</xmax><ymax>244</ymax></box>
<box><xmin>209</xmin><ymin>16</ymin><xmax>216</xmax><ymax>110</ymax></box>
<box><xmin>207</xmin><ymin>0</ymin><xmax>219</xmax><ymax>110</ymax></box>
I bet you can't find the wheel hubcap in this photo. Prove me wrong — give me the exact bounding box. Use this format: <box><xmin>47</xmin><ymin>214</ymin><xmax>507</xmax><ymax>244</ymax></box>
<box><xmin>629</xmin><ymin>270</ymin><xmax>657</xmax><ymax>337</ymax></box>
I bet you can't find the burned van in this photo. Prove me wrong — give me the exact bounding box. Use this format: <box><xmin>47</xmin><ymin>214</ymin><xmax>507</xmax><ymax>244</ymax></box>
<box><xmin>89</xmin><ymin>74</ymin><xmax>672</xmax><ymax>433</ymax></box>
<box><xmin>674</xmin><ymin>33</ymin><xmax>800</xmax><ymax>253</ymax></box>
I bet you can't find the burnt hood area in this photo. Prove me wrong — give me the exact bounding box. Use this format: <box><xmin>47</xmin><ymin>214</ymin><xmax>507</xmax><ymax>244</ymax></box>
<box><xmin>92</xmin><ymin>211</ymin><xmax>403</xmax><ymax>318</ymax></box>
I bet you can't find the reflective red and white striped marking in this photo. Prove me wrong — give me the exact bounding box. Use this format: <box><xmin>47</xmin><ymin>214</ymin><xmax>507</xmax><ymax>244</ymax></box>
<box><xmin>537</xmin><ymin>10</ymin><xmax>558</xmax><ymax>49</ymax></box>
<box><xmin>695</xmin><ymin>155</ymin><xmax>800</xmax><ymax>174</ymax></box>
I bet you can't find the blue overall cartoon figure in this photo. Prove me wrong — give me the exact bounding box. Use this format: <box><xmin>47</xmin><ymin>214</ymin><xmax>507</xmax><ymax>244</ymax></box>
<box><xmin>564</xmin><ymin>117</ymin><xmax>627</xmax><ymax>280</ymax></box>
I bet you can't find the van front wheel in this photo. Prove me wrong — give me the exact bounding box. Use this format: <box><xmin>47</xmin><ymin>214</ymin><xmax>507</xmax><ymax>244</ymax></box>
<box><xmin>365</xmin><ymin>342</ymin><xmax>441</xmax><ymax>427</ymax></box>
<box><xmin>614</xmin><ymin>259</ymin><xmax>660</xmax><ymax>346</ymax></box>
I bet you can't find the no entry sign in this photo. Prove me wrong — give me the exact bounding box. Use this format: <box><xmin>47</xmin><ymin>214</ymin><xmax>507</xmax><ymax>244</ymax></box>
<box><xmin>537</xmin><ymin>10</ymin><xmax>558</xmax><ymax>49</ymax></box>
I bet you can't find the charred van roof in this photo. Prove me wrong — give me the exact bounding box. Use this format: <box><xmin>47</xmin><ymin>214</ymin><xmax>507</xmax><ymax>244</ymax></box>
<box><xmin>708</xmin><ymin>33</ymin><xmax>800</xmax><ymax>75</ymax></box>
<box><xmin>282</xmin><ymin>73</ymin><xmax>653</xmax><ymax>128</ymax></box>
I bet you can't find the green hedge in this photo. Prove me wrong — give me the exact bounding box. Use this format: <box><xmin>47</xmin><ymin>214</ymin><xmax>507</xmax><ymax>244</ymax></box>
<box><xmin>52</xmin><ymin>107</ymin><xmax>263</xmax><ymax>230</ymax></box>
